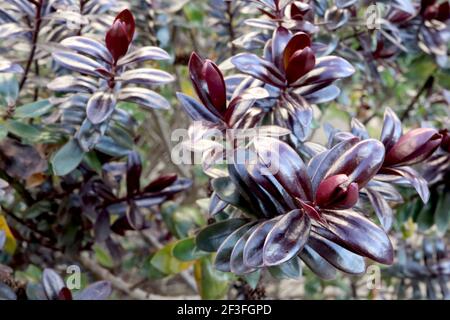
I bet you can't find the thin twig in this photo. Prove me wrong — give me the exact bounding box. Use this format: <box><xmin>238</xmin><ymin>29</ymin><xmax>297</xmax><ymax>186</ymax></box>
<box><xmin>78</xmin><ymin>253</ymin><xmax>199</xmax><ymax>300</ymax></box>
<box><xmin>400</xmin><ymin>75</ymin><xmax>434</xmax><ymax>121</ymax></box>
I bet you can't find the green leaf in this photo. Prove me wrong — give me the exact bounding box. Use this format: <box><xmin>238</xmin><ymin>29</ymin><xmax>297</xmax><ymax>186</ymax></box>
<box><xmin>4</xmin><ymin>120</ymin><xmax>40</xmax><ymax>140</ymax></box>
<box><xmin>172</xmin><ymin>237</ymin><xmax>208</xmax><ymax>262</ymax></box>
<box><xmin>23</xmin><ymin>200</ymin><xmax>51</xmax><ymax>219</ymax></box>
<box><xmin>416</xmin><ymin>193</ymin><xmax>438</xmax><ymax>232</ymax></box>
<box><xmin>150</xmin><ymin>242</ymin><xmax>193</xmax><ymax>275</ymax></box>
<box><xmin>161</xmin><ymin>203</ymin><xmax>205</xmax><ymax>239</ymax></box>
<box><xmin>94</xmin><ymin>245</ymin><xmax>114</xmax><ymax>269</ymax></box>
<box><xmin>95</xmin><ymin>136</ymin><xmax>130</xmax><ymax>157</ymax></box>
<box><xmin>242</xmin><ymin>270</ymin><xmax>261</xmax><ymax>290</ymax></box>
<box><xmin>83</xmin><ymin>151</ymin><xmax>102</xmax><ymax>174</ymax></box>
<box><xmin>196</xmin><ymin>218</ymin><xmax>247</xmax><ymax>252</ymax></box>
<box><xmin>194</xmin><ymin>256</ymin><xmax>232</xmax><ymax>300</ymax></box>
<box><xmin>435</xmin><ymin>190</ymin><xmax>450</xmax><ymax>234</ymax></box>
<box><xmin>268</xmin><ymin>256</ymin><xmax>302</xmax><ymax>280</ymax></box>
<box><xmin>51</xmin><ymin>139</ymin><xmax>84</xmax><ymax>176</ymax></box>
<box><xmin>14</xmin><ymin>99</ymin><xmax>53</xmax><ymax>118</ymax></box>
<box><xmin>0</xmin><ymin>74</ymin><xmax>18</xmax><ymax>106</ymax></box>
<box><xmin>0</xmin><ymin>124</ymin><xmax>7</xmax><ymax>140</ymax></box>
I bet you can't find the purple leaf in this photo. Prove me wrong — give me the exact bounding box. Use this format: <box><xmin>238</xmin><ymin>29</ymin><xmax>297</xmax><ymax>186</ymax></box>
<box><xmin>380</xmin><ymin>107</ymin><xmax>402</xmax><ymax>152</ymax></box>
<box><xmin>378</xmin><ymin>166</ymin><xmax>430</xmax><ymax>203</ymax></box>
<box><xmin>86</xmin><ymin>91</ymin><xmax>116</xmax><ymax>125</ymax></box>
<box><xmin>272</xmin><ymin>26</ymin><xmax>292</xmax><ymax>70</ymax></box>
<box><xmin>303</xmin><ymin>85</ymin><xmax>341</xmax><ymax>104</ymax></box>
<box><xmin>316</xmin><ymin>209</ymin><xmax>394</xmax><ymax>264</ymax></box>
<box><xmin>215</xmin><ymin>222</ymin><xmax>257</xmax><ymax>272</ymax></box>
<box><xmin>117</xmin><ymin>46</ymin><xmax>171</xmax><ymax>66</ymax></box>
<box><xmin>119</xmin><ymin>68</ymin><xmax>174</xmax><ymax>86</ymax></box>
<box><xmin>52</xmin><ymin>51</ymin><xmax>109</xmax><ymax>77</ymax></box>
<box><xmin>308</xmin><ymin>137</ymin><xmax>359</xmax><ymax>194</ymax></box>
<box><xmin>176</xmin><ymin>93</ymin><xmax>221</xmax><ymax>123</ymax></box>
<box><xmin>231</xmin><ymin>53</ymin><xmax>286</xmax><ymax>87</ymax></box>
<box><xmin>76</xmin><ymin>281</ymin><xmax>112</xmax><ymax>300</ymax></box>
<box><xmin>299</xmin><ymin>245</ymin><xmax>337</xmax><ymax>280</ymax></box>
<box><xmin>364</xmin><ymin>187</ymin><xmax>394</xmax><ymax>231</ymax></box>
<box><xmin>126</xmin><ymin>151</ymin><xmax>142</xmax><ymax>195</ymax></box>
<box><xmin>324</xmin><ymin>139</ymin><xmax>385</xmax><ymax>188</ymax></box>
<box><xmin>118</xmin><ymin>87</ymin><xmax>170</xmax><ymax>110</ymax></box>
<box><xmin>263</xmin><ymin>209</ymin><xmax>311</xmax><ymax>266</ymax></box>
<box><xmin>61</xmin><ymin>36</ymin><xmax>113</xmax><ymax>63</ymax></box>
<box><xmin>254</xmin><ymin>136</ymin><xmax>313</xmax><ymax>201</ymax></box>
<box><xmin>243</xmin><ymin>217</ymin><xmax>281</xmax><ymax>268</ymax></box>
<box><xmin>42</xmin><ymin>269</ymin><xmax>66</xmax><ymax>300</ymax></box>
<box><xmin>308</xmin><ymin>233</ymin><xmax>365</xmax><ymax>274</ymax></box>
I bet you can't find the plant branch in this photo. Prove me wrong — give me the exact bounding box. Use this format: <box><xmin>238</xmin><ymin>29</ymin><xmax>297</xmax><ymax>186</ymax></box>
<box><xmin>19</xmin><ymin>0</ymin><xmax>42</xmax><ymax>92</ymax></box>
<box><xmin>400</xmin><ymin>75</ymin><xmax>435</xmax><ymax>121</ymax></box>
<box><xmin>78</xmin><ymin>253</ymin><xmax>199</xmax><ymax>300</ymax></box>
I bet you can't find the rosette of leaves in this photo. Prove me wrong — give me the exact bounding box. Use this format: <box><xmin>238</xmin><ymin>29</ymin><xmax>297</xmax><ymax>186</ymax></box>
<box><xmin>385</xmin><ymin>238</ymin><xmax>449</xmax><ymax>300</ymax></box>
<box><xmin>197</xmin><ymin>136</ymin><xmax>393</xmax><ymax>280</ymax></box>
<box><xmin>81</xmin><ymin>151</ymin><xmax>192</xmax><ymax>242</ymax></box>
<box><xmin>177</xmin><ymin>52</ymin><xmax>290</xmax><ymax>176</ymax></box>
<box><xmin>49</xmin><ymin>9</ymin><xmax>174</xmax><ymax>175</ymax></box>
<box><xmin>234</xmin><ymin>0</ymin><xmax>318</xmax><ymax>50</ymax></box>
<box><xmin>230</xmin><ymin>26</ymin><xmax>354</xmax><ymax>141</ymax></box>
<box><xmin>0</xmin><ymin>0</ymin><xmax>122</xmax><ymax>83</ymax></box>
<box><xmin>326</xmin><ymin>108</ymin><xmax>443</xmax><ymax>230</ymax></box>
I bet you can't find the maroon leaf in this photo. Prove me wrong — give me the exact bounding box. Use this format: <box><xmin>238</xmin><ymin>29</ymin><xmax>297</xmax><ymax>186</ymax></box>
<box><xmin>243</xmin><ymin>217</ymin><xmax>281</xmax><ymax>268</ymax></box>
<box><xmin>308</xmin><ymin>234</ymin><xmax>365</xmax><ymax>274</ymax></box>
<box><xmin>283</xmin><ymin>32</ymin><xmax>312</xmax><ymax>68</ymax></box>
<box><xmin>126</xmin><ymin>201</ymin><xmax>145</xmax><ymax>230</ymax></box>
<box><xmin>254</xmin><ymin>137</ymin><xmax>313</xmax><ymax>201</ymax></box>
<box><xmin>324</xmin><ymin>139</ymin><xmax>385</xmax><ymax>188</ymax></box>
<box><xmin>143</xmin><ymin>174</ymin><xmax>178</xmax><ymax>193</ymax></box>
<box><xmin>52</xmin><ymin>51</ymin><xmax>108</xmax><ymax>77</ymax></box>
<box><xmin>316</xmin><ymin>209</ymin><xmax>394</xmax><ymax>264</ymax></box>
<box><xmin>230</xmin><ymin>225</ymin><xmax>260</xmax><ymax>274</ymax></box>
<box><xmin>203</xmin><ymin>59</ymin><xmax>227</xmax><ymax>114</ymax></box>
<box><xmin>364</xmin><ymin>187</ymin><xmax>394</xmax><ymax>231</ymax></box>
<box><xmin>215</xmin><ymin>222</ymin><xmax>257</xmax><ymax>272</ymax></box>
<box><xmin>308</xmin><ymin>137</ymin><xmax>359</xmax><ymax>194</ymax></box>
<box><xmin>378</xmin><ymin>166</ymin><xmax>430</xmax><ymax>203</ymax></box>
<box><xmin>286</xmin><ymin>47</ymin><xmax>316</xmax><ymax>84</ymax></box>
<box><xmin>105</xmin><ymin>20</ymin><xmax>130</xmax><ymax>62</ymax></box>
<box><xmin>299</xmin><ymin>245</ymin><xmax>337</xmax><ymax>280</ymax></box>
<box><xmin>263</xmin><ymin>209</ymin><xmax>311</xmax><ymax>266</ymax></box>
<box><xmin>384</xmin><ymin>128</ymin><xmax>442</xmax><ymax>167</ymax></box>
<box><xmin>380</xmin><ymin>107</ymin><xmax>402</xmax><ymax>152</ymax></box>
<box><xmin>126</xmin><ymin>151</ymin><xmax>142</xmax><ymax>195</ymax></box>
<box><xmin>315</xmin><ymin>174</ymin><xmax>359</xmax><ymax>210</ymax></box>
<box><xmin>57</xmin><ymin>287</ymin><xmax>73</xmax><ymax>300</ymax></box>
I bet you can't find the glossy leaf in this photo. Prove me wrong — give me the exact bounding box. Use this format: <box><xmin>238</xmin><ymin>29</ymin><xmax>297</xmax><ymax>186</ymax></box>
<box><xmin>86</xmin><ymin>92</ymin><xmax>116</xmax><ymax>125</ymax></box>
<box><xmin>263</xmin><ymin>209</ymin><xmax>311</xmax><ymax>266</ymax></box>
<box><xmin>196</xmin><ymin>218</ymin><xmax>248</xmax><ymax>252</ymax></box>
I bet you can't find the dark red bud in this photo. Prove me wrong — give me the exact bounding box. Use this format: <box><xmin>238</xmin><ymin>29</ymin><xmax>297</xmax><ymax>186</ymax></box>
<box><xmin>143</xmin><ymin>174</ymin><xmax>178</xmax><ymax>193</ymax></box>
<box><xmin>283</xmin><ymin>32</ymin><xmax>312</xmax><ymax>69</ymax></box>
<box><xmin>58</xmin><ymin>287</ymin><xmax>73</xmax><ymax>300</ymax></box>
<box><xmin>105</xmin><ymin>9</ymin><xmax>135</xmax><ymax>62</ymax></box>
<box><xmin>316</xmin><ymin>174</ymin><xmax>359</xmax><ymax>209</ymax></box>
<box><xmin>202</xmin><ymin>60</ymin><xmax>227</xmax><ymax>113</ymax></box>
<box><xmin>440</xmin><ymin>129</ymin><xmax>450</xmax><ymax>152</ymax></box>
<box><xmin>285</xmin><ymin>47</ymin><xmax>316</xmax><ymax>84</ymax></box>
<box><xmin>384</xmin><ymin>128</ymin><xmax>443</xmax><ymax>166</ymax></box>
